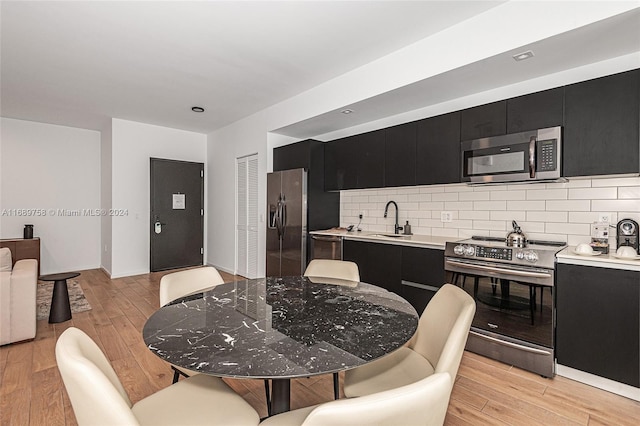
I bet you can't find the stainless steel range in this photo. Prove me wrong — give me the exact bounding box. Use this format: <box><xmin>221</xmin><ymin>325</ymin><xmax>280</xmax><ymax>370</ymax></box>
<box><xmin>444</xmin><ymin>236</ymin><xmax>567</xmax><ymax>377</ymax></box>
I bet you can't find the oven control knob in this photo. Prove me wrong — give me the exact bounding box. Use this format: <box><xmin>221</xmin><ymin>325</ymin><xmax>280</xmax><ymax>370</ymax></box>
<box><xmin>464</xmin><ymin>246</ymin><xmax>476</xmax><ymax>256</ymax></box>
<box><xmin>515</xmin><ymin>251</ymin><xmax>525</xmax><ymax>260</ymax></box>
<box><xmin>524</xmin><ymin>251</ymin><xmax>538</xmax><ymax>263</ymax></box>
<box><xmin>453</xmin><ymin>245</ymin><xmax>465</xmax><ymax>255</ymax></box>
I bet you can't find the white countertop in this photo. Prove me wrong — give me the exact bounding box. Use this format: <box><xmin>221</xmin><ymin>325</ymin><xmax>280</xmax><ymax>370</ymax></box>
<box><xmin>309</xmin><ymin>229</ymin><xmax>456</xmax><ymax>249</ymax></box>
<box><xmin>557</xmin><ymin>247</ymin><xmax>640</xmax><ymax>272</ymax></box>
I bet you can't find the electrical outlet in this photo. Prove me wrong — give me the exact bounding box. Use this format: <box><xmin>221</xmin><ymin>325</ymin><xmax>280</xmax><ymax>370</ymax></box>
<box><xmin>441</xmin><ymin>211</ymin><xmax>452</xmax><ymax>223</ymax></box>
<box><xmin>598</xmin><ymin>214</ymin><xmax>610</xmax><ymax>223</ymax></box>
<box><xmin>358</xmin><ymin>212</ymin><xmax>364</xmax><ymax>220</ymax></box>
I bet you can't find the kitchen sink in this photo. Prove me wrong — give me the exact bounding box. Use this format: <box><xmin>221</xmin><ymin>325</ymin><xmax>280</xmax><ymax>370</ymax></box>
<box><xmin>371</xmin><ymin>233</ymin><xmax>408</xmax><ymax>238</ymax></box>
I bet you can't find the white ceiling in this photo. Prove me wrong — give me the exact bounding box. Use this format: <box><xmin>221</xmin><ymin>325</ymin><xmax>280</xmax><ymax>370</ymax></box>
<box><xmin>0</xmin><ymin>1</ymin><xmax>504</xmax><ymax>134</ymax></box>
<box><xmin>2</xmin><ymin>2</ymin><xmax>639</xmax><ymax>138</ymax></box>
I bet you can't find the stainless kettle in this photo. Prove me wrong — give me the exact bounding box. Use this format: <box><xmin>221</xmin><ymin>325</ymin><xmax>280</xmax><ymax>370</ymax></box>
<box><xmin>506</xmin><ymin>220</ymin><xmax>527</xmax><ymax>247</ymax></box>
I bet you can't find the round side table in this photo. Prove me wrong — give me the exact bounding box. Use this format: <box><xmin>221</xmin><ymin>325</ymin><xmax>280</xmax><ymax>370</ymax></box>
<box><xmin>39</xmin><ymin>272</ymin><xmax>81</xmax><ymax>323</ymax></box>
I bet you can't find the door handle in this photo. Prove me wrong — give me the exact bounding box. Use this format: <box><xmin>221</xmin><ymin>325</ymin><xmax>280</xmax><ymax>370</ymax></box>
<box><xmin>269</xmin><ymin>204</ymin><xmax>278</xmax><ymax>229</ymax></box>
<box><xmin>529</xmin><ymin>136</ymin><xmax>536</xmax><ymax>178</ymax></box>
<box><xmin>275</xmin><ymin>198</ymin><xmax>283</xmax><ymax>238</ymax></box>
<box><xmin>154</xmin><ymin>221</ymin><xmax>163</xmax><ymax>234</ymax></box>
<box><xmin>281</xmin><ymin>203</ymin><xmax>287</xmax><ymax>236</ymax></box>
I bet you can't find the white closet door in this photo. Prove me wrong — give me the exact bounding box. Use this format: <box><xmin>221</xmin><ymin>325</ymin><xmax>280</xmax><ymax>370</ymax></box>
<box><xmin>236</xmin><ymin>154</ymin><xmax>258</xmax><ymax>279</ymax></box>
<box><xmin>246</xmin><ymin>155</ymin><xmax>258</xmax><ymax>278</ymax></box>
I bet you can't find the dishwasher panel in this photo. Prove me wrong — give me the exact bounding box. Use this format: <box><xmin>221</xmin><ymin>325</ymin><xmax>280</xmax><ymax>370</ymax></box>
<box><xmin>310</xmin><ymin>235</ymin><xmax>342</xmax><ymax>260</ymax></box>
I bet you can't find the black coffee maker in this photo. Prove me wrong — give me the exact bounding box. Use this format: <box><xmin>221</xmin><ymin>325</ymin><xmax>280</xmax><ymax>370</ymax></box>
<box><xmin>617</xmin><ymin>219</ymin><xmax>639</xmax><ymax>254</ymax></box>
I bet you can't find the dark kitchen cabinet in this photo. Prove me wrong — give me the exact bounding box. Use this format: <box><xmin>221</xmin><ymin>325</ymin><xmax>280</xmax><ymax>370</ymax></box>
<box><xmin>556</xmin><ymin>263</ymin><xmax>639</xmax><ymax>388</ymax></box>
<box><xmin>343</xmin><ymin>239</ymin><xmax>447</xmax><ymax>312</ymax></box>
<box><xmin>460</xmin><ymin>100</ymin><xmax>507</xmax><ymax>141</ymax></box>
<box><xmin>324</xmin><ymin>129</ymin><xmax>385</xmax><ymax>191</ymax></box>
<box><xmin>324</xmin><ymin>135</ymin><xmax>359</xmax><ymax>190</ymax></box>
<box><xmin>400</xmin><ymin>246</ymin><xmax>445</xmax><ymax>314</ymax></box>
<box><xmin>274</xmin><ymin>139</ymin><xmax>340</xmax><ymax>232</ymax></box>
<box><xmin>274</xmin><ymin>139</ymin><xmax>316</xmax><ymax>172</ymax></box>
<box><xmin>563</xmin><ymin>69</ymin><xmax>640</xmax><ymax>177</ymax></box>
<box><xmin>325</xmin><ymin>68</ymin><xmax>639</xmax><ymax>190</ymax></box>
<box><xmin>506</xmin><ymin>87</ymin><xmax>564</xmax><ymax>133</ymax></box>
<box><xmin>356</xmin><ymin>129</ymin><xmax>385</xmax><ymax>189</ymax></box>
<box><xmin>343</xmin><ymin>239</ymin><xmax>402</xmax><ymax>295</ymax></box>
<box><xmin>416</xmin><ymin>111</ymin><xmax>461</xmax><ymax>185</ymax></box>
<box><xmin>384</xmin><ymin>122</ymin><xmax>416</xmax><ymax>187</ymax></box>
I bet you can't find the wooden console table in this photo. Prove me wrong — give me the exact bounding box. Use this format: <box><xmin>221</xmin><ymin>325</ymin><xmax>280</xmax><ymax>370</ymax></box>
<box><xmin>0</xmin><ymin>237</ymin><xmax>40</xmax><ymax>276</ymax></box>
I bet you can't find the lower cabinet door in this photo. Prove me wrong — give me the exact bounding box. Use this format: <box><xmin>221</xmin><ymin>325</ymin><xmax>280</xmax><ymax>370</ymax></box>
<box><xmin>400</xmin><ymin>280</ymin><xmax>439</xmax><ymax>315</ymax></box>
<box><xmin>343</xmin><ymin>240</ymin><xmax>401</xmax><ymax>294</ymax></box>
<box><xmin>556</xmin><ymin>264</ymin><xmax>640</xmax><ymax>387</ymax></box>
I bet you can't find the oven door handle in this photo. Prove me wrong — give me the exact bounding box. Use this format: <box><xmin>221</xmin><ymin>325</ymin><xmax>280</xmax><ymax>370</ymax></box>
<box><xmin>445</xmin><ymin>259</ymin><xmax>552</xmax><ymax>279</ymax></box>
<box><xmin>470</xmin><ymin>331</ymin><xmax>552</xmax><ymax>356</ymax></box>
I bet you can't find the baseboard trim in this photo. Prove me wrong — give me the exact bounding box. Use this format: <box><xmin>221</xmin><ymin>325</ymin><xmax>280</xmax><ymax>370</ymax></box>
<box><xmin>100</xmin><ymin>267</ymin><xmax>112</xmax><ymax>278</ymax></box>
<box><xmin>556</xmin><ymin>364</ymin><xmax>640</xmax><ymax>402</ymax></box>
<box><xmin>206</xmin><ymin>263</ymin><xmax>235</xmax><ymax>276</ymax></box>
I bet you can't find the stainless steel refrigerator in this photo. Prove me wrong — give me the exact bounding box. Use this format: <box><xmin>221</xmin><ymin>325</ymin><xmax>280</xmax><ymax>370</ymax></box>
<box><xmin>266</xmin><ymin>168</ymin><xmax>307</xmax><ymax>277</ymax></box>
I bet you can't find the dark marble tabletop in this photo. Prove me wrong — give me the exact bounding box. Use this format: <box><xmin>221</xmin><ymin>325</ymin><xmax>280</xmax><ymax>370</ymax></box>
<box><xmin>143</xmin><ymin>276</ymin><xmax>419</xmax><ymax>379</ymax></box>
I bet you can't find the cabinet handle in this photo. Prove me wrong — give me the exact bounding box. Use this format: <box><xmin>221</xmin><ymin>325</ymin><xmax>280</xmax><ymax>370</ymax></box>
<box><xmin>470</xmin><ymin>331</ymin><xmax>551</xmax><ymax>356</ymax></box>
<box><xmin>401</xmin><ymin>280</ymin><xmax>440</xmax><ymax>292</ymax></box>
<box><xmin>445</xmin><ymin>259</ymin><xmax>552</xmax><ymax>279</ymax></box>
<box><xmin>311</xmin><ymin>235</ymin><xmax>343</xmax><ymax>242</ymax></box>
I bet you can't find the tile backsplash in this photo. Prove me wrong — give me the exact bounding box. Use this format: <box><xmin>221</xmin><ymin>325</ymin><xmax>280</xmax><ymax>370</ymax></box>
<box><xmin>340</xmin><ymin>175</ymin><xmax>640</xmax><ymax>247</ymax></box>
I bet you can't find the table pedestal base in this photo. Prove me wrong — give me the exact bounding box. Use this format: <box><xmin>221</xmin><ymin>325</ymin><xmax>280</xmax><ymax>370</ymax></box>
<box><xmin>50</xmin><ymin>279</ymin><xmax>72</xmax><ymax>323</ymax></box>
<box><xmin>271</xmin><ymin>379</ymin><xmax>291</xmax><ymax>415</ymax></box>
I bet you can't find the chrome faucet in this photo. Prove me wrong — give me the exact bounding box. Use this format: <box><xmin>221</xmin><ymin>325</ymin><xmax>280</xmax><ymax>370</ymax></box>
<box><xmin>384</xmin><ymin>200</ymin><xmax>402</xmax><ymax>234</ymax></box>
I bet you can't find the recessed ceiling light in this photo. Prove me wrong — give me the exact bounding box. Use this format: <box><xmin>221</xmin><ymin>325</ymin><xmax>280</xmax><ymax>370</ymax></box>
<box><xmin>341</xmin><ymin>109</ymin><xmax>354</xmax><ymax>114</ymax></box>
<box><xmin>512</xmin><ymin>50</ymin><xmax>534</xmax><ymax>62</ymax></box>
<box><xmin>191</xmin><ymin>106</ymin><xmax>205</xmax><ymax>113</ymax></box>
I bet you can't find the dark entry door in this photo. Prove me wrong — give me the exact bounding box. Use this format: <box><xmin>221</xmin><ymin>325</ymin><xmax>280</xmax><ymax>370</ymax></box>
<box><xmin>150</xmin><ymin>158</ymin><xmax>204</xmax><ymax>272</ymax></box>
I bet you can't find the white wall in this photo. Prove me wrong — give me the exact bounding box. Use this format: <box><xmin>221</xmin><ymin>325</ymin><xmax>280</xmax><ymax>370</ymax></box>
<box><xmin>110</xmin><ymin>119</ymin><xmax>206</xmax><ymax>278</ymax></box>
<box><xmin>207</xmin><ymin>112</ymin><xmax>267</xmax><ymax>275</ymax></box>
<box><xmin>0</xmin><ymin>118</ymin><xmax>101</xmax><ymax>274</ymax></box>
<box><xmin>101</xmin><ymin>119</ymin><xmax>113</xmax><ymax>274</ymax></box>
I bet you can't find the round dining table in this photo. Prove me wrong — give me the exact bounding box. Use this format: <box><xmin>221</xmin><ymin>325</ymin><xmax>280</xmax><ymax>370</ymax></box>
<box><xmin>142</xmin><ymin>275</ymin><xmax>419</xmax><ymax>415</ymax></box>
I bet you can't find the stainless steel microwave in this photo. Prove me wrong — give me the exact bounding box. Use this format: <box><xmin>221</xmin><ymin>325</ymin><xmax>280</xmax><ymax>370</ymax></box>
<box><xmin>461</xmin><ymin>126</ymin><xmax>562</xmax><ymax>184</ymax></box>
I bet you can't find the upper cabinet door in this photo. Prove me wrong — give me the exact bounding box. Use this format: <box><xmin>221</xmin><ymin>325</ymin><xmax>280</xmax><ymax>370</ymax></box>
<box><xmin>274</xmin><ymin>139</ymin><xmax>312</xmax><ymax>171</ymax></box>
<box><xmin>356</xmin><ymin>129</ymin><xmax>385</xmax><ymax>189</ymax></box>
<box><xmin>324</xmin><ymin>135</ymin><xmax>359</xmax><ymax>191</ymax></box>
<box><xmin>384</xmin><ymin>122</ymin><xmax>416</xmax><ymax>187</ymax></box>
<box><xmin>416</xmin><ymin>111</ymin><xmax>461</xmax><ymax>185</ymax></box>
<box><xmin>460</xmin><ymin>100</ymin><xmax>506</xmax><ymax>141</ymax></box>
<box><xmin>564</xmin><ymin>69</ymin><xmax>640</xmax><ymax>177</ymax></box>
<box><xmin>506</xmin><ymin>87</ymin><xmax>564</xmax><ymax>133</ymax></box>
<box><xmin>324</xmin><ymin>130</ymin><xmax>384</xmax><ymax>191</ymax></box>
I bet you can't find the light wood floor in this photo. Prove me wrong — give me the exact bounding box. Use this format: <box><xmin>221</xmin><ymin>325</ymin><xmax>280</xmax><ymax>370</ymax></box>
<box><xmin>1</xmin><ymin>268</ymin><xmax>639</xmax><ymax>425</ymax></box>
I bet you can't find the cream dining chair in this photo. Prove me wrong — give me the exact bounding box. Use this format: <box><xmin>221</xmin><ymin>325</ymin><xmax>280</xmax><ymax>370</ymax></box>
<box><xmin>159</xmin><ymin>266</ymin><xmax>274</xmax><ymax>415</ymax></box>
<box><xmin>343</xmin><ymin>283</ymin><xmax>475</xmax><ymax>400</ymax></box>
<box><xmin>55</xmin><ymin>327</ymin><xmax>260</xmax><ymax>426</ymax></box>
<box><xmin>304</xmin><ymin>259</ymin><xmax>360</xmax><ymax>285</ymax></box>
<box><xmin>303</xmin><ymin>258</ymin><xmax>360</xmax><ymax>400</ymax></box>
<box><xmin>259</xmin><ymin>372</ymin><xmax>452</xmax><ymax>426</ymax></box>
<box><xmin>159</xmin><ymin>266</ymin><xmax>225</xmax><ymax>309</ymax></box>
<box><xmin>159</xmin><ymin>266</ymin><xmax>225</xmax><ymax>384</ymax></box>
